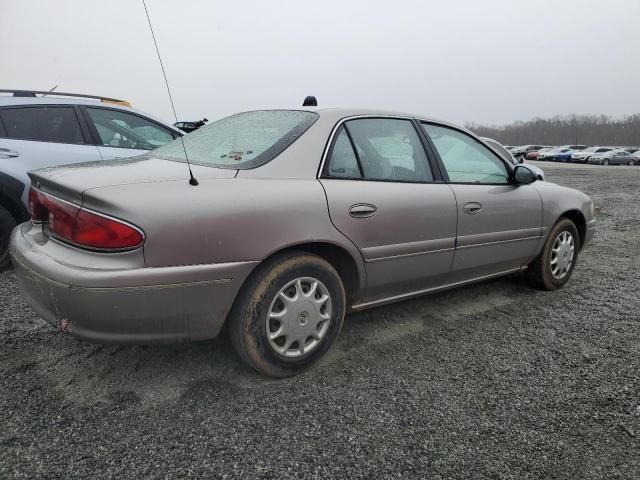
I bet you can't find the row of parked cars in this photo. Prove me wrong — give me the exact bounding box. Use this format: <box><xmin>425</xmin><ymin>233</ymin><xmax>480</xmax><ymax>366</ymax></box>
<box><xmin>507</xmin><ymin>144</ymin><xmax>640</xmax><ymax>166</ymax></box>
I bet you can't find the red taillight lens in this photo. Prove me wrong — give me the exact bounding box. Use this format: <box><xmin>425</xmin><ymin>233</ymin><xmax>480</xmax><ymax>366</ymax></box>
<box><xmin>72</xmin><ymin>209</ymin><xmax>144</xmax><ymax>250</ymax></box>
<box><xmin>28</xmin><ymin>187</ymin><xmax>144</xmax><ymax>251</ymax></box>
<box><xmin>28</xmin><ymin>187</ymin><xmax>48</xmax><ymax>222</ymax></box>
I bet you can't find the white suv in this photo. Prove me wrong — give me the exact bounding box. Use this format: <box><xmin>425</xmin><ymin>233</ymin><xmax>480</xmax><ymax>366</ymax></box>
<box><xmin>0</xmin><ymin>89</ymin><xmax>182</xmax><ymax>269</ymax></box>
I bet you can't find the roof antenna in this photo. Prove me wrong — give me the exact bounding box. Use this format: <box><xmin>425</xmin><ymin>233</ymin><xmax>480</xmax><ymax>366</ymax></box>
<box><xmin>42</xmin><ymin>85</ymin><xmax>58</xmax><ymax>97</ymax></box>
<box><xmin>142</xmin><ymin>0</ymin><xmax>198</xmax><ymax>186</ymax></box>
<box><xmin>303</xmin><ymin>95</ymin><xmax>317</xmax><ymax>107</ymax></box>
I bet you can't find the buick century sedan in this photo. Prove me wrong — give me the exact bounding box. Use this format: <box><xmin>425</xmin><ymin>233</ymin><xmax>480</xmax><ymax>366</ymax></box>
<box><xmin>10</xmin><ymin>108</ymin><xmax>596</xmax><ymax>377</ymax></box>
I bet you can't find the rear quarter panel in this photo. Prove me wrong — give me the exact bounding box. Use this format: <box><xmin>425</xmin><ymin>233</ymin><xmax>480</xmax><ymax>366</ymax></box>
<box><xmin>81</xmin><ymin>177</ymin><xmax>365</xmax><ymax>276</ymax></box>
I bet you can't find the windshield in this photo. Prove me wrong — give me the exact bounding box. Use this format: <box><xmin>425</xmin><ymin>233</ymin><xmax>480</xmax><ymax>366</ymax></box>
<box><xmin>153</xmin><ymin>110</ymin><xmax>318</xmax><ymax>169</ymax></box>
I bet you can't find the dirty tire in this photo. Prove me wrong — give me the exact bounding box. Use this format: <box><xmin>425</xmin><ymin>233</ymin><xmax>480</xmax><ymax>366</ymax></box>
<box><xmin>526</xmin><ymin>218</ymin><xmax>579</xmax><ymax>291</ymax></box>
<box><xmin>228</xmin><ymin>251</ymin><xmax>345</xmax><ymax>378</ymax></box>
<box><xmin>0</xmin><ymin>205</ymin><xmax>16</xmax><ymax>272</ymax></box>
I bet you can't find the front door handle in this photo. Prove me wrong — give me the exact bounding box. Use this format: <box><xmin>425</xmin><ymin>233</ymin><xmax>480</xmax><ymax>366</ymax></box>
<box><xmin>349</xmin><ymin>203</ymin><xmax>377</xmax><ymax>218</ymax></box>
<box><xmin>463</xmin><ymin>202</ymin><xmax>483</xmax><ymax>214</ymax></box>
<box><xmin>0</xmin><ymin>148</ymin><xmax>19</xmax><ymax>159</ymax></box>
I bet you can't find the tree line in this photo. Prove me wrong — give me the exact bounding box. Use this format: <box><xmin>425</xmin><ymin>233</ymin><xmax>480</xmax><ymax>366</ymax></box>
<box><xmin>467</xmin><ymin>114</ymin><xmax>640</xmax><ymax>146</ymax></box>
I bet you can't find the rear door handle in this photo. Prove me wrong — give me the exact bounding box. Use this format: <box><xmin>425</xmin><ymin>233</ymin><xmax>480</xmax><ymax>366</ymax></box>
<box><xmin>349</xmin><ymin>203</ymin><xmax>377</xmax><ymax>218</ymax></box>
<box><xmin>463</xmin><ymin>202</ymin><xmax>483</xmax><ymax>214</ymax></box>
<box><xmin>0</xmin><ymin>148</ymin><xmax>19</xmax><ymax>159</ymax></box>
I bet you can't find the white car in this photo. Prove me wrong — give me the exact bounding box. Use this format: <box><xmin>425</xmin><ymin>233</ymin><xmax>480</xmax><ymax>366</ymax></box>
<box><xmin>0</xmin><ymin>89</ymin><xmax>182</xmax><ymax>269</ymax></box>
<box><xmin>571</xmin><ymin>147</ymin><xmax>612</xmax><ymax>164</ymax></box>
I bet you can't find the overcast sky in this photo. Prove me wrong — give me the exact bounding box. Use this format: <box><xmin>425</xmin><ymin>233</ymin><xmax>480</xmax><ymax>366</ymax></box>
<box><xmin>1</xmin><ymin>0</ymin><xmax>638</xmax><ymax>126</ymax></box>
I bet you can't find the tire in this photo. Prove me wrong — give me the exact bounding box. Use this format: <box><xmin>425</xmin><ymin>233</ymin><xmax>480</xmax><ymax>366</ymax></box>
<box><xmin>628</xmin><ymin>159</ymin><xmax>635</xmax><ymax>166</ymax></box>
<box><xmin>602</xmin><ymin>159</ymin><xmax>609</xmax><ymax>166</ymax></box>
<box><xmin>526</xmin><ymin>218</ymin><xmax>579</xmax><ymax>291</ymax></box>
<box><xmin>0</xmin><ymin>205</ymin><xmax>17</xmax><ymax>271</ymax></box>
<box><xmin>228</xmin><ymin>251</ymin><xmax>346</xmax><ymax>377</ymax></box>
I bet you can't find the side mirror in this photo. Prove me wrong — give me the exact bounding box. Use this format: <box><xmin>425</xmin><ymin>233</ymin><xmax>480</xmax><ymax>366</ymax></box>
<box><xmin>514</xmin><ymin>164</ymin><xmax>538</xmax><ymax>184</ymax></box>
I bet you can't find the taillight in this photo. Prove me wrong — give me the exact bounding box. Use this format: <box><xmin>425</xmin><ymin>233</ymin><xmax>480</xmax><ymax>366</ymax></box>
<box><xmin>28</xmin><ymin>187</ymin><xmax>144</xmax><ymax>251</ymax></box>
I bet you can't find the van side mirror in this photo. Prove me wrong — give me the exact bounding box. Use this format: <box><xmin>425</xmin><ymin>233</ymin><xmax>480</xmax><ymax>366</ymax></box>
<box><xmin>514</xmin><ymin>165</ymin><xmax>538</xmax><ymax>184</ymax></box>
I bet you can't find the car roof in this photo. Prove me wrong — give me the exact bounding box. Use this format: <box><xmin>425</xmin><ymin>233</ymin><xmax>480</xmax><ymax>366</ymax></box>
<box><xmin>297</xmin><ymin>107</ymin><xmax>471</xmax><ymax>132</ymax></box>
<box><xmin>0</xmin><ymin>95</ymin><xmax>181</xmax><ymax>132</ymax></box>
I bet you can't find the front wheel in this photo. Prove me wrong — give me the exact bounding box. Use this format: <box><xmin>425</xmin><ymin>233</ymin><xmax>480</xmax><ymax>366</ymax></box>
<box><xmin>0</xmin><ymin>205</ymin><xmax>17</xmax><ymax>271</ymax></box>
<box><xmin>629</xmin><ymin>159</ymin><xmax>635</xmax><ymax>166</ymax></box>
<box><xmin>526</xmin><ymin>218</ymin><xmax>579</xmax><ymax>290</ymax></box>
<box><xmin>228</xmin><ymin>252</ymin><xmax>346</xmax><ymax>377</ymax></box>
<box><xmin>602</xmin><ymin>159</ymin><xmax>609</xmax><ymax>166</ymax></box>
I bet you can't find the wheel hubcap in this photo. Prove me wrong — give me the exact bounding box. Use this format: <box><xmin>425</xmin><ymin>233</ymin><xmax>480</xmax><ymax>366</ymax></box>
<box><xmin>550</xmin><ymin>231</ymin><xmax>575</xmax><ymax>280</ymax></box>
<box><xmin>266</xmin><ymin>277</ymin><xmax>332</xmax><ymax>358</ymax></box>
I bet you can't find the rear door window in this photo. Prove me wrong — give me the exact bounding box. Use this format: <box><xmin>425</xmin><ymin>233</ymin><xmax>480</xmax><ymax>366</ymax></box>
<box><xmin>0</xmin><ymin>106</ymin><xmax>85</xmax><ymax>144</ymax></box>
<box><xmin>340</xmin><ymin>118</ymin><xmax>433</xmax><ymax>182</ymax></box>
<box><xmin>86</xmin><ymin>107</ymin><xmax>175</xmax><ymax>150</ymax></box>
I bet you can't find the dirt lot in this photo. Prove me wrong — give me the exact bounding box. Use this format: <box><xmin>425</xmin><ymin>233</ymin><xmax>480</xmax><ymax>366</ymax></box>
<box><xmin>1</xmin><ymin>161</ymin><xmax>639</xmax><ymax>479</ymax></box>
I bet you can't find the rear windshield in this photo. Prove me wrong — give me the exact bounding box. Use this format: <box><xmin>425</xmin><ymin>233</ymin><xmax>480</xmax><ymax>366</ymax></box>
<box><xmin>153</xmin><ymin>110</ymin><xmax>318</xmax><ymax>169</ymax></box>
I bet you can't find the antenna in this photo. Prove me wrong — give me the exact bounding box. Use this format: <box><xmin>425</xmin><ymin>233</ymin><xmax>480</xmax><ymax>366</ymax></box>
<box><xmin>142</xmin><ymin>0</ymin><xmax>198</xmax><ymax>186</ymax></box>
<box><xmin>42</xmin><ymin>85</ymin><xmax>58</xmax><ymax>97</ymax></box>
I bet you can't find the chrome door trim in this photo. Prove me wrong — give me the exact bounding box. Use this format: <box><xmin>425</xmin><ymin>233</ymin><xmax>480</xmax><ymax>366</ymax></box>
<box><xmin>456</xmin><ymin>227</ymin><xmax>542</xmax><ymax>248</ymax></box>
<box><xmin>456</xmin><ymin>235</ymin><xmax>542</xmax><ymax>250</ymax></box>
<box><xmin>362</xmin><ymin>236</ymin><xmax>456</xmax><ymax>263</ymax></box>
<box><xmin>366</xmin><ymin>247</ymin><xmax>455</xmax><ymax>263</ymax></box>
<box><xmin>351</xmin><ymin>266</ymin><xmax>524</xmax><ymax>311</ymax></box>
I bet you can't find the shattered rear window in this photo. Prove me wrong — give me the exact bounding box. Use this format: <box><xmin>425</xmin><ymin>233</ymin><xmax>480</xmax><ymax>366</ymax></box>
<box><xmin>153</xmin><ymin>110</ymin><xmax>318</xmax><ymax>169</ymax></box>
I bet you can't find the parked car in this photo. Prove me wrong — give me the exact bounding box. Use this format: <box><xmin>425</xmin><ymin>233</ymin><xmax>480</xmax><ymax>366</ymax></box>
<box><xmin>537</xmin><ymin>147</ymin><xmax>560</xmax><ymax>161</ymax></box>
<box><xmin>552</xmin><ymin>148</ymin><xmax>578</xmax><ymax>162</ymax></box>
<box><xmin>588</xmin><ymin>149</ymin><xmax>636</xmax><ymax>165</ymax></box>
<box><xmin>0</xmin><ymin>89</ymin><xmax>182</xmax><ymax>269</ymax></box>
<box><xmin>512</xmin><ymin>145</ymin><xmax>545</xmax><ymax>160</ymax></box>
<box><xmin>10</xmin><ymin>108</ymin><xmax>596</xmax><ymax>377</ymax></box>
<box><xmin>482</xmin><ymin>137</ymin><xmax>518</xmax><ymax>164</ymax></box>
<box><xmin>528</xmin><ymin>146</ymin><xmax>554</xmax><ymax>160</ymax></box>
<box><xmin>571</xmin><ymin>146</ymin><xmax>612</xmax><ymax>164</ymax></box>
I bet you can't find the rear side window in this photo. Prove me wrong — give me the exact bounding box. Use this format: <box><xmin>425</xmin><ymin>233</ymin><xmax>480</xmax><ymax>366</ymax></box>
<box><xmin>329</xmin><ymin>118</ymin><xmax>433</xmax><ymax>182</ymax></box>
<box><xmin>423</xmin><ymin>123</ymin><xmax>509</xmax><ymax>184</ymax></box>
<box><xmin>0</xmin><ymin>106</ymin><xmax>84</xmax><ymax>144</ymax></box>
<box><xmin>86</xmin><ymin>107</ymin><xmax>175</xmax><ymax>150</ymax></box>
<box><xmin>154</xmin><ymin>110</ymin><xmax>318</xmax><ymax>169</ymax></box>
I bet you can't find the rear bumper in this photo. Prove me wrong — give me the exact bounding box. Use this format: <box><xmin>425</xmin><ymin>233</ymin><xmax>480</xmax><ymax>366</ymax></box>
<box><xmin>10</xmin><ymin>224</ymin><xmax>258</xmax><ymax>344</ymax></box>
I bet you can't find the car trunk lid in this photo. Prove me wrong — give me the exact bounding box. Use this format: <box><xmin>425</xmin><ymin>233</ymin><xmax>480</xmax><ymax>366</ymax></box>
<box><xmin>28</xmin><ymin>156</ymin><xmax>237</xmax><ymax>204</ymax></box>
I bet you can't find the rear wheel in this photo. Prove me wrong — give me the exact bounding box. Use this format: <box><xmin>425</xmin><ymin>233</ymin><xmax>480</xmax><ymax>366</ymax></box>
<box><xmin>0</xmin><ymin>205</ymin><xmax>17</xmax><ymax>271</ymax></box>
<box><xmin>629</xmin><ymin>159</ymin><xmax>635</xmax><ymax>166</ymax></box>
<box><xmin>229</xmin><ymin>252</ymin><xmax>345</xmax><ymax>377</ymax></box>
<box><xmin>527</xmin><ymin>218</ymin><xmax>579</xmax><ymax>290</ymax></box>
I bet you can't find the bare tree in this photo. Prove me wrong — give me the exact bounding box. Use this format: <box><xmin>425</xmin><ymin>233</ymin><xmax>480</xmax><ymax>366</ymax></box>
<box><xmin>466</xmin><ymin>114</ymin><xmax>640</xmax><ymax>146</ymax></box>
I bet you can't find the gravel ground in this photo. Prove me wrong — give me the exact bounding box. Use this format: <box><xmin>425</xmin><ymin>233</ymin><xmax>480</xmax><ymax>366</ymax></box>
<box><xmin>1</xmin><ymin>161</ymin><xmax>639</xmax><ymax>479</ymax></box>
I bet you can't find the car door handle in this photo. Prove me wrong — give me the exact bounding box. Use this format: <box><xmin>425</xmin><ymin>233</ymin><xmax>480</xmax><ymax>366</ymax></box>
<box><xmin>0</xmin><ymin>148</ymin><xmax>19</xmax><ymax>159</ymax></box>
<box><xmin>463</xmin><ymin>202</ymin><xmax>483</xmax><ymax>214</ymax></box>
<box><xmin>349</xmin><ymin>203</ymin><xmax>377</xmax><ymax>218</ymax></box>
